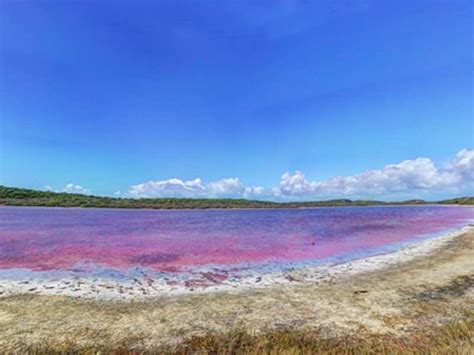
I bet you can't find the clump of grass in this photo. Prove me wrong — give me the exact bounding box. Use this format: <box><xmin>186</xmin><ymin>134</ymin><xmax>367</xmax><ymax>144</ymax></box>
<box><xmin>18</xmin><ymin>315</ymin><xmax>473</xmax><ymax>354</ymax></box>
<box><xmin>169</xmin><ymin>318</ymin><xmax>473</xmax><ymax>354</ymax></box>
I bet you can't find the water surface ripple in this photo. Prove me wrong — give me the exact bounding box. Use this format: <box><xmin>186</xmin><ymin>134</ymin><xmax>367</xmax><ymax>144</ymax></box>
<box><xmin>0</xmin><ymin>206</ymin><xmax>472</xmax><ymax>278</ymax></box>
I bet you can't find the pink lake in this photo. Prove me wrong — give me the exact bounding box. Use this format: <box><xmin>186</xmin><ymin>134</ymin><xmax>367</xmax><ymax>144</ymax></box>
<box><xmin>0</xmin><ymin>205</ymin><xmax>472</xmax><ymax>277</ymax></box>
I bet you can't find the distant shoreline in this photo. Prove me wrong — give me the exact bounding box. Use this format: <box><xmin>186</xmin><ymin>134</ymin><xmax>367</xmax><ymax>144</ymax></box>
<box><xmin>1</xmin><ymin>185</ymin><xmax>473</xmax><ymax>210</ymax></box>
<box><xmin>0</xmin><ymin>203</ymin><xmax>473</xmax><ymax>213</ymax></box>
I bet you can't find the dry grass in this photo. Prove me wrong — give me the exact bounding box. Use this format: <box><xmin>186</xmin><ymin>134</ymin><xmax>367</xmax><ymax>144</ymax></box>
<box><xmin>171</xmin><ymin>317</ymin><xmax>474</xmax><ymax>355</ymax></box>
<box><xmin>15</xmin><ymin>314</ymin><xmax>474</xmax><ymax>354</ymax></box>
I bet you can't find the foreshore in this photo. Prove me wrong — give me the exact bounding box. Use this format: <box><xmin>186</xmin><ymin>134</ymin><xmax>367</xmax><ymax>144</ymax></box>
<box><xmin>1</xmin><ymin>226</ymin><xmax>473</xmax><ymax>352</ymax></box>
<box><xmin>0</xmin><ymin>225</ymin><xmax>472</xmax><ymax>300</ymax></box>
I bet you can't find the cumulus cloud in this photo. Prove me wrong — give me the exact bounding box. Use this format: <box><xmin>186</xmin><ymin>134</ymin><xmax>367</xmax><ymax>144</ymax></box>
<box><xmin>57</xmin><ymin>183</ymin><xmax>91</xmax><ymax>195</ymax></box>
<box><xmin>276</xmin><ymin>149</ymin><xmax>473</xmax><ymax>198</ymax></box>
<box><xmin>278</xmin><ymin>171</ymin><xmax>318</xmax><ymax>196</ymax></box>
<box><xmin>451</xmin><ymin>148</ymin><xmax>474</xmax><ymax>180</ymax></box>
<box><xmin>207</xmin><ymin>178</ymin><xmax>244</xmax><ymax>197</ymax></box>
<box><xmin>129</xmin><ymin>178</ymin><xmax>205</xmax><ymax>198</ymax></box>
<box><xmin>126</xmin><ymin>149</ymin><xmax>474</xmax><ymax>200</ymax></box>
<box><xmin>128</xmin><ymin>177</ymin><xmax>260</xmax><ymax>198</ymax></box>
<box><xmin>244</xmin><ymin>186</ymin><xmax>266</xmax><ymax>198</ymax></box>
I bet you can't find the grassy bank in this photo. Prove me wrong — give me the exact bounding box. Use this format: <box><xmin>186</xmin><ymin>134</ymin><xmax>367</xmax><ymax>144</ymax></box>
<box><xmin>165</xmin><ymin>316</ymin><xmax>474</xmax><ymax>354</ymax></box>
<box><xmin>17</xmin><ymin>315</ymin><xmax>474</xmax><ymax>354</ymax></box>
<box><xmin>1</xmin><ymin>185</ymin><xmax>473</xmax><ymax>209</ymax></box>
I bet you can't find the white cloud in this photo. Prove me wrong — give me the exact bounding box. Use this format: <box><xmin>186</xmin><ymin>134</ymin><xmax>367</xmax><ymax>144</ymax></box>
<box><xmin>128</xmin><ymin>177</ymin><xmax>271</xmax><ymax>199</ymax></box>
<box><xmin>278</xmin><ymin>171</ymin><xmax>318</xmax><ymax>196</ymax></box>
<box><xmin>275</xmin><ymin>149</ymin><xmax>473</xmax><ymax>198</ymax></box>
<box><xmin>125</xmin><ymin>148</ymin><xmax>474</xmax><ymax>200</ymax></box>
<box><xmin>317</xmin><ymin>158</ymin><xmax>459</xmax><ymax>196</ymax></box>
<box><xmin>129</xmin><ymin>178</ymin><xmax>205</xmax><ymax>198</ymax></box>
<box><xmin>207</xmin><ymin>178</ymin><xmax>244</xmax><ymax>197</ymax></box>
<box><xmin>451</xmin><ymin>148</ymin><xmax>474</xmax><ymax>180</ymax></box>
<box><xmin>243</xmin><ymin>186</ymin><xmax>266</xmax><ymax>199</ymax></box>
<box><xmin>57</xmin><ymin>183</ymin><xmax>91</xmax><ymax>195</ymax></box>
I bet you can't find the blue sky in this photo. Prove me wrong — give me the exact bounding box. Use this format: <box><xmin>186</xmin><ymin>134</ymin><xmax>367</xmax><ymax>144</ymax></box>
<box><xmin>0</xmin><ymin>0</ymin><xmax>473</xmax><ymax>200</ymax></box>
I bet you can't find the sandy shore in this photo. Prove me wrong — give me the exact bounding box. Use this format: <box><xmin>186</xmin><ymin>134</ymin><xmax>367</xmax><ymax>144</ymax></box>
<box><xmin>0</xmin><ymin>226</ymin><xmax>473</xmax><ymax>352</ymax></box>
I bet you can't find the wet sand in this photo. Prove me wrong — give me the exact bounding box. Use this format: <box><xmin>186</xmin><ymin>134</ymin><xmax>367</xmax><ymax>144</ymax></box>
<box><xmin>0</xmin><ymin>227</ymin><xmax>473</xmax><ymax>352</ymax></box>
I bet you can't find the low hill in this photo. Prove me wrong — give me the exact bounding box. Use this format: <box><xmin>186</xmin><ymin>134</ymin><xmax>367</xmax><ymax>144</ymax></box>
<box><xmin>0</xmin><ymin>185</ymin><xmax>472</xmax><ymax>209</ymax></box>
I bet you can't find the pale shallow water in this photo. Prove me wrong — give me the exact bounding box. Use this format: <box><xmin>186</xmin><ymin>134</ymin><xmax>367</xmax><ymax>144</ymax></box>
<box><xmin>0</xmin><ymin>205</ymin><xmax>472</xmax><ymax>288</ymax></box>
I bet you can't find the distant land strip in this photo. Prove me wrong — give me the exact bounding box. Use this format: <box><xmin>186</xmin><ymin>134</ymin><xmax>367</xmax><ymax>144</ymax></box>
<box><xmin>0</xmin><ymin>186</ymin><xmax>472</xmax><ymax>209</ymax></box>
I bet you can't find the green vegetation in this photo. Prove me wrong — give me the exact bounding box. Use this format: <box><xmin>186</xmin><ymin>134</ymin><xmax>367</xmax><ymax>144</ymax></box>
<box><xmin>0</xmin><ymin>185</ymin><xmax>472</xmax><ymax>209</ymax></box>
<box><xmin>437</xmin><ymin>196</ymin><xmax>474</xmax><ymax>205</ymax></box>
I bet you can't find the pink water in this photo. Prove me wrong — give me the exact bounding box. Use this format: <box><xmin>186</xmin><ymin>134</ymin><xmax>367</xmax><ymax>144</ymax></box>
<box><xmin>0</xmin><ymin>206</ymin><xmax>472</xmax><ymax>277</ymax></box>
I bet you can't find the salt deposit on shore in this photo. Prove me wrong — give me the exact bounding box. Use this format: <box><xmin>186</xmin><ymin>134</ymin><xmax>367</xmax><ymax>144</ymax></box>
<box><xmin>0</xmin><ymin>225</ymin><xmax>472</xmax><ymax>300</ymax></box>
